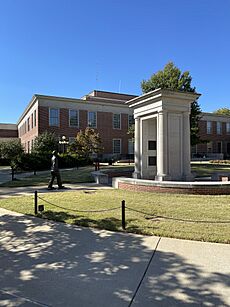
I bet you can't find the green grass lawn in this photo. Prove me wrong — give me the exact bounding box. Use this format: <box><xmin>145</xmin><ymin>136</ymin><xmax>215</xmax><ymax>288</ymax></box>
<box><xmin>191</xmin><ymin>162</ymin><xmax>230</xmax><ymax>177</ymax></box>
<box><xmin>0</xmin><ymin>165</ymin><xmax>133</xmax><ymax>187</ymax></box>
<box><xmin>0</xmin><ymin>189</ymin><xmax>229</xmax><ymax>244</ymax></box>
<box><xmin>1</xmin><ymin>162</ymin><xmax>229</xmax><ymax>187</ymax></box>
<box><xmin>0</xmin><ymin>166</ymin><xmax>94</xmax><ymax>187</ymax></box>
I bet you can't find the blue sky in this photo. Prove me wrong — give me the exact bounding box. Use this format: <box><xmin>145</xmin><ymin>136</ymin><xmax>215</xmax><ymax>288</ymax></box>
<box><xmin>0</xmin><ymin>0</ymin><xmax>230</xmax><ymax>123</ymax></box>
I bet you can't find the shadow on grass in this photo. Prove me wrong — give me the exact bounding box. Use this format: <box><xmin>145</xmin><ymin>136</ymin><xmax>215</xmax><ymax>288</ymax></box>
<box><xmin>41</xmin><ymin>210</ymin><xmax>145</xmax><ymax>233</ymax></box>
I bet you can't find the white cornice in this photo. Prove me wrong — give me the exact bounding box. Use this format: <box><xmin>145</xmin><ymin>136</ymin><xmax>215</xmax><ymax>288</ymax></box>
<box><xmin>126</xmin><ymin>88</ymin><xmax>201</xmax><ymax>109</ymax></box>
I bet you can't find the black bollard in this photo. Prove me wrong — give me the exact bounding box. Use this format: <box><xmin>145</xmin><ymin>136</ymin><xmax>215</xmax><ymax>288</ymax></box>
<box><xmin>122</xmin><ymin>200</ymin><xmax>126</xmax><ymax>230</ymax></box>
<box><xmin>34</xmin><ymin>191</ymin><xmax>38</xmax><ymax>215</ymax></box>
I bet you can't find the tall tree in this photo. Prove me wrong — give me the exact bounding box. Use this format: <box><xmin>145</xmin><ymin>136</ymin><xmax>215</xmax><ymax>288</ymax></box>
<box><xmin>141</xmin><ymin>62</ymin><xmax>202</xmax><ymax>146</ymax></box>
<box><xmin>68</xmin><ymin>128</ymin><xmax>103</xmax><ymax>159</ymax></box>
<box><xmin>213</xmin><ymin>108</ymin><xmax>230</xmax><ymax>116</ymax></box>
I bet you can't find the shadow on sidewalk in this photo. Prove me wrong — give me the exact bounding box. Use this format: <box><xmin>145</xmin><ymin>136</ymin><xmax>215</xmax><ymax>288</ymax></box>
<box><xmin>0</xmin><ymin>213</ymin><xmax>229</xmax><ymax>306</ymax></box>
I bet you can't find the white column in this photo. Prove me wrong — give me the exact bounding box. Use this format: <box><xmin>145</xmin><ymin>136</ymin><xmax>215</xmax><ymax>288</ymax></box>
<box><xmin>155</xmin><ymin>110</ymin><xmax>169</xmax><ymax>181</ymax></box>
<box><xmin>183</xmin><ymin>112</ymin><xmax>193</xmax><ymax>180</ymax></box>
<box><xmin>133</xmin><ymin>117</ymin><xmax>141</xmax><ymax>178</ymax></box>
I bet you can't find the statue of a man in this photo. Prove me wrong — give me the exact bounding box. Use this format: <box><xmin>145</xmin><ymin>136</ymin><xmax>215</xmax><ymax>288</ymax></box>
<box><xmin>48</xmin><ymin>150</ymin><xmax>65</xmax><ymax>190</ymax></box>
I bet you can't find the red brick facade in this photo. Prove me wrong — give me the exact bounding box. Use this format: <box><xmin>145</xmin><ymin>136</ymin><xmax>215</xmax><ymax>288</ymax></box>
<box><xmin>17</xmin><ymin>91</ymin><xmax>136</xmax><ymax>157</ymax></box>
<box><xmin>118</xmin><ymin>182</ymin><xmax>230</xmax><ymax>195</ymax></box>
<box><xmin>0</xmin><ymin>124</ymin><xmax>18</xmax><ymax>140</ymax></box>
<box><xmin>34</xmin><ymin>106</ymin><xmax>132</xmax><ymax>155</ymax></box>
<box><xmin>194</xmin><ymin>113</ymin><xmax>230</xmax><ymax>158</ymax></box>
<box><xmin>0</xmin><ymin>129</ymin><xmax>18</xmax><ymax>138</ymax></box>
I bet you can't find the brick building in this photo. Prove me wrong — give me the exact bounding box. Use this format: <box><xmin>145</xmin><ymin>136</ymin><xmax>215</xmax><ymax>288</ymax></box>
<box><xmin>192</xmin><ymin>113</ymin><xmax>230</xmax><ymax>159</ymax></box>
<box><xmin>0</xmin><ymin>90</ymin><xmax>230</xmax><ymax>160</ymax></box>
<box><xmin>0</xmin><ymin>123</ymin><xmax>18</xmax><ymax>141</ymax></box>
<box><xmin>17</xmin><ymin>90</ymin><xmax>136</xmax><ymax>159</ymax></box>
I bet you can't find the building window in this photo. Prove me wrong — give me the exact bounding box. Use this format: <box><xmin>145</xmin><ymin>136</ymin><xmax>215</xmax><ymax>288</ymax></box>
<box><xmin>88</xmin><ymin>111</ymin><xmax>97</xmax><ymax>128</ymax></box>
<box><xmin>217</xmin><ymin>142</ymin><xmax>222</xmax><ymax>153</ymax></box>
<box><xmin>207</xmin><ymin>141</ymin><xmax>212</xmax><ymax>153</ymax></box>
<box><xmin>113</xmin><ymin>113</ymin><xmax>121</xmax><ymax>129</ymax></box>
<box><xmin>148</xmin><ymin>156</ymin><xmax>156</xmax><ymax>166</ymax></box>
<box><xmin>31</xmin><ymin>113</ymin><xmax>34</xmax><ymax>129</ymax></box>
<box><xmin>226</xmin><ymin>123</ymin><xmax>230</xmax><ymax>134</ymax></box>
<box><xmin>113</xmin><ymin>139</ymin><xmax>121</xmax><ymax>154</ymax></box>
<box><xmin>69</xmin><ymin>137</ymin><xmax>76</xmax><ymax>144</ymax></box>
<box><xmin>34</xmin><ymin>110</ymin><xmax>37</xmax><ymax>127</ymax></box>
<box><xmin>217</xmin><ymin>122</ymin><xmax>222</xmax><ymax>134</ymax></box>
<box><xmin>27</xmin><ymin>118</ymin><xmax>30</xmax><ymax>132</ymax></box>
<box><xmin>227</xmin><ymin>143</ymin><xmax>230</xmax><ymax>154</ymax></box>
<box><xmin>69</xmin><ymin>110</ymin><xmax>79</xmax><ymax>127</ymax></box>
<box><xmin>128</xmin><ymin>115</ymin><xmax>134</xmax><ymax>128</ymax></box>
<box><xmin>128</xmin><ymin>139</ymin><xmax>134</xmax><ymax>154</ymax></box>
<box><xmin>148</xmin><ymin>140</ymin><xmax>156</xmax><ymax>150</ymax></box>
<box><xmin>207</xmin><ymin>121</ymin><xmax>212</xmax><ymax>134</ymax></box>
<box><xmin>27</xmin><ymin>141</ymin><xmax>30</xmax><ymax>153</ymax></box>
<box><xmin>49</xmin><ymin>108</ymin><xmax>59</xmax><ymax>126</ymax></box>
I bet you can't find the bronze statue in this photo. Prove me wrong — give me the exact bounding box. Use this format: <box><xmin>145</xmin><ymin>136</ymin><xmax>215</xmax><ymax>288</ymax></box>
<box><xmin>48</xmin><ymin>150</ymin><xmax>65</xmax><ymax>190</ymax></box>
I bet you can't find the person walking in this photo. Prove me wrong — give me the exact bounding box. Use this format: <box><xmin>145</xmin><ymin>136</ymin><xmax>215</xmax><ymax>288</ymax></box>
<box><xmin>48</xmin><ymin>150</ymin><xmax>65</xmax><ymax>190</ymax></box>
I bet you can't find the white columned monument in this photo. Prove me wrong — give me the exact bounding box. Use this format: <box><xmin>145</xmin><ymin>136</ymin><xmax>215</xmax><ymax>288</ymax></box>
<box><xmin>127</xmin><ymin>88</ymin><xmax>201</xmax><ymax>181</ymax></box>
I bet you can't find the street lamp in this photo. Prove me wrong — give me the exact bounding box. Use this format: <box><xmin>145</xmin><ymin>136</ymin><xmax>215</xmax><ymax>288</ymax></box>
<box><xmin>59</xmin><ymin>136</ymin><xmax>69</xmax><ymax>153</ymax></box>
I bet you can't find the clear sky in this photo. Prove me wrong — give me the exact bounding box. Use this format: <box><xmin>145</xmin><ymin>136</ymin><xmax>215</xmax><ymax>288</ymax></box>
<box><xmin>0</xmin><ymin>0</ymin><xmax>230</xmax><ymax>123</ymax></box>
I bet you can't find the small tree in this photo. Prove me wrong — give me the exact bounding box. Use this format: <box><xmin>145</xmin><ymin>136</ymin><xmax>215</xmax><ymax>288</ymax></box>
<box><xmin>0</xmin><ymin>140</ymin><xmax>24</xmax><ymax>180</ymax></box>
<box><xmin>32</xmin><ymin>131</ymin><xmax>58</xmax><ymax>155</ymax></box>
<box><xmin>127</xmin><ymin>124</ymin><xmax>135</xmax><ymax>141</ymax></box>
<box><xmin>141</xmin><ymin>62</ymin><xmax>202</xmax><ymax>146</ymax></box>
<box><xmin>68</xmin><ymin>128</ymin><xmax>103</xmax><ymax>160</ymax></box>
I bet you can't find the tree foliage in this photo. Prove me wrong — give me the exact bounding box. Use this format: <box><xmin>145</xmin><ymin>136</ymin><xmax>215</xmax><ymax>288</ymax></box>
<box><xmin>213</xmin><ymin>108</ymin><xmax>230</xmax><ymax>116</ymax></box>
<box><xmin>141</xmin><ymin>62</ymin><xmax>202</xmax><ymax>146</ymax></box>
<box><xmin>0</xmin><ymin>140</ymin><xmax>24</xmax><ymax>180</ymax></box>
<box><xmin>127</xmin><ymin>124</ymin><xmax>135</xmax><ymax>140</ymax></box>
<box><xmin>142</xmin><ymin>62</ymin><xmax>195</xmax><ymax>93</ymax></box>
<box><xmin>68</xmin><ymin>128</ymin><xmax>103</xmax><ymax>159</ymax></box>
<box><xmin>32</xmin><ymin>131</ymin><xmax>58</xmax><ymax>155</ymax></box>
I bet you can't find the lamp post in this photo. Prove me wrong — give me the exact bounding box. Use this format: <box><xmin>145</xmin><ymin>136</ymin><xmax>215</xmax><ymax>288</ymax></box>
<box><xmin>59</xmin><ymin>136</ymin><xmax>69</xmax><ymax>153</ymax></box>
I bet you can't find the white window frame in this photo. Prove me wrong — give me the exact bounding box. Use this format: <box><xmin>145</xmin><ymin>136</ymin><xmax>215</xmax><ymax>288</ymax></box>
<box><xmin>69</xmin><ymin>109</ymin><xmax>79</xmax><ymax>127</ymax></box>
<box><xmin>113</xmin><ymin>139</ymin><xmax>121</xmax><ymax>154</ymax></box>
<box><xmin>217</xmin><ymin>141</ymin><xmax>222</xmax><ymax>153</ymax></box>
<box><xmin>31</xmin><ymin>113</ymin><xmax>34</xmax><ymax>129</ymax></box>
<box><xmin>217</xmin><ymin>121</ymin><xmax>222</xmax><ymax>135</ymax></box>
<box><xmin>49</xmin><ymin>108</ymin><xmax>60</xmax><ymax>127</ymax></box>
<box><xmin>113</xmin><ymin>113</ymin><xmax>121</xmax><ymax>129</ymax></box>
<box><xmin>34</xmin><ymin>110</ymin><xmax>37</xmax><ymax>127</ymax></box>
<box><xmin>27</xmin><ymin>117</ymin><xmax>30</xmax><ymax>132</ymax></box>
<box><xmin>88</xmin><ymin>111</ymin><xmax>97</xmax><ymax>128</ymax></box>
<box><xmin>226</xmin><ymin>122</ymin><xmax>230</xmax><ymax>134</ymax></box>
<box><xmin>207</xmin><ymin>121</ymin><xmax>212</xmax><ymax>134</ymax></box>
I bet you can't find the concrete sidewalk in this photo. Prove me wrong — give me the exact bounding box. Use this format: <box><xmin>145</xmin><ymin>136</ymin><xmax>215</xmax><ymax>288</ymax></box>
<box><xmin>0</xmin><ymin>208</ymin><xmax>229</xmax><ymax>306</ymax></box>
<box><xmin>0</xmin><ymin>183</ymin><xmax>113</xmax><ymax>199</ymax></box>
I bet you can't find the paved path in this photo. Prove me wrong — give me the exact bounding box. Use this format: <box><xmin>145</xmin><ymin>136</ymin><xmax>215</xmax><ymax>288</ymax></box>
<box><xmin>0</xmin><ymin>208</ymin><xmax>229</xmax><ymax>307</ymax></box>
<box><xmin>0</xmin><ymin>183</ymin><xmax>113</xmax><ymax>199</ymax></box>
